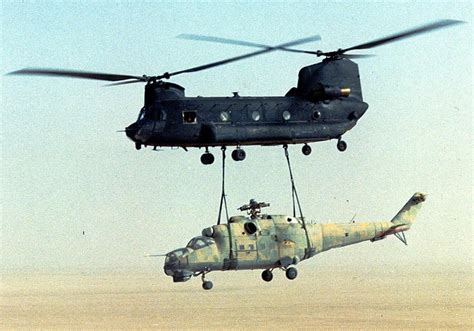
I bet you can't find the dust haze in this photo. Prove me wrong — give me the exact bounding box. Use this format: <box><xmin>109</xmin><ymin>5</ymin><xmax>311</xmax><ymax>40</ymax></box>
<box><xmin>2</xmin><ymin>263</ymin><xmax>472</xmax><ymax>329</ymax></box>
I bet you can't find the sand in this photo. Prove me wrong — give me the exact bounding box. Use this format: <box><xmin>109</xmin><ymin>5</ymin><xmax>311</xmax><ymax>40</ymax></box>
<box><xmin>2</xmin><ymin>264</ymin><xmax>472</xmax><ymax>330</ymax></box>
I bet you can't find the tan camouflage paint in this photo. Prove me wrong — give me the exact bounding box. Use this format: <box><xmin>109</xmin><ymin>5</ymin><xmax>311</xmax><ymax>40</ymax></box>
<box><xmin>165</xmin><ymin>193</ymin><xmax>426</xmax><ymax>277</ymax></box>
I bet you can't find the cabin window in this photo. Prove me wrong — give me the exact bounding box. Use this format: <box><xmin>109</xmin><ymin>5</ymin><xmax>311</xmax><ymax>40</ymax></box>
<box><xmin>282</xmin><ymin>110</ymin><xmax>291</xmax><ymax>121</ymax></box>
<box><xmin>251</xmin><ymin>110</ymin><xmax>261</xmax><ymax>121</ymax></box>
<box><xmin>183</xmin><ymin>111</ymin><xmax>197</xmax><ymax>124</ymax></box>
<box><xmin>312</xmin><ymin>110</ymin><xmax>321</xmax><ymax>120</ymax></box>
<box><xmin>248</xmin><ymin>244</ymin><xmax>255</xmax><ymax>250</ymax></box>
<box><xmin>220</xmin><ymin>111</ymin><xmax>230</xmax><ymax>122</ymax></box>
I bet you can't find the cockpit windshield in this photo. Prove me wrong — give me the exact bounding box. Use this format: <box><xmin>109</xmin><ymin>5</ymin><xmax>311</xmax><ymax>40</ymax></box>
<box><xmin>186</xmin><ymin>236</ymin><xmax>215</xmax><ymax>250</ymax></box>
<box><xmin>137</xmin><ymin>107</ymin><xmax>146</xmax><ymax>121</ymax></box>
<box><xmin>165</xmin><ymin>248</ymin><xmax>187</xmax><ymax>264</ymax></box>
<box><xmin>137</xmin><ymin>106</ymin><xmax>166</xmax><ymax>122</ymax></box>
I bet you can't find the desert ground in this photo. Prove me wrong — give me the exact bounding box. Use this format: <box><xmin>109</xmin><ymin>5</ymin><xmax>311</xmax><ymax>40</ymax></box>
<box><xmin>2</xmin><ymin>263</ymin><xmax>472</xmax><ymax>330</ymax></box>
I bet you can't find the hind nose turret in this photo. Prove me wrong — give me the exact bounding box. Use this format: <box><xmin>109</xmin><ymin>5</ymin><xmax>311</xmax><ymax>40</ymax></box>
<box><xmin>163</xmin><ymin>249</ymin><xmax>192</xmax><ymax>282</ymax></box>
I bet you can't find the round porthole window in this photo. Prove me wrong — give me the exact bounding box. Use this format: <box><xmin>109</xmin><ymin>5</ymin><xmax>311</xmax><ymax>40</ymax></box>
<box><xmin>251</xmin><ymin>111</ymin><xmax>261</xmax><ymax>121</ymax></box>
<box><xmin>312</xmin><ymin>110</ymin><xmax>321</xmax><ymax>120</ymax></box>
<box><xmin>220</xmin><ymin>111</ymin><xmax>230</xmax><ymax>122</ymax></box>
<box><xmin>282</xmin><ymin>110</ymin><xmax>291</xmax><ymax>121</ymax></box>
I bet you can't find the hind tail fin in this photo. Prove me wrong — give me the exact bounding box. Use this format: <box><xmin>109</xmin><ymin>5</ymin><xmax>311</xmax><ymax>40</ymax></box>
<box><xmin>390</xmin><ymin>192</ymin><xmax>426</xmax><ymax>229</ymax></box>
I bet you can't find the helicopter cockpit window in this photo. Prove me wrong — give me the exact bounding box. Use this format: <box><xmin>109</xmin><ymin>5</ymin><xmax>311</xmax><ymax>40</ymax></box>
<box><xmin>183</xmin><ymin>111</ymin><xmax>197</xmax><ymax>124</ymax></box>
<box><xmin>137</xmin><ymin>107</ymin><xmax>146</xmax><ymax>121</ymax></box>
<box><xmin>186</xmin><ymin>236</ymin><xmax>215</xmax><ymax>250</ymax></box>
<box><xmin>165</xmin><ymin>248</ymin><xmax>186</xmax><ymax>263</ymax></box>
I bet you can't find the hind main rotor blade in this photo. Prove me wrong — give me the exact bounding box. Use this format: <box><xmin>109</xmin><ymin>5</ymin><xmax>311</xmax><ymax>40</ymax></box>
<box><xmin>168</xmin><ymin>34</ymin><xmax>321</xmax><ymax>77</ymax></box>
<box><xmin>340</xmin><ymin>19</ymin><xmax>465</xmax><ymax>54</ymax></box>
<box><xmin>9</xmin><ymin>68</ymin><xmax>146</xmax><ymax>82</ymax></box>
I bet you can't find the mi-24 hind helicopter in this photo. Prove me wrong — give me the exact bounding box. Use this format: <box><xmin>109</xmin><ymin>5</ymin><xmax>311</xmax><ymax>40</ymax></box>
<box><xmin>10</xmin><ymin>20</ymin><xmax>462</xmax><ymax>165</ymax></box>
<box><xmin>162</xmin><ymin>193</ymin><xmax>426</xmax><ymax>290</ymax></box>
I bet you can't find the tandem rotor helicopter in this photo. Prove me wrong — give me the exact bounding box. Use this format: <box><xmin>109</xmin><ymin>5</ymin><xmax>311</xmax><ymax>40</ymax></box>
<box><xmin>10</xmin><ymin>20</ymin><xmax>462</xmax><ymax>165</ymax></box>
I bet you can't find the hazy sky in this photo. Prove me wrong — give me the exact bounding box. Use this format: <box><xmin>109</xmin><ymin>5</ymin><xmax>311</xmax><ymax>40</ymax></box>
<box><xmin>2</xmin><ymin>1</ymin><xmax>472</xmax><ymax>272</ymax></box>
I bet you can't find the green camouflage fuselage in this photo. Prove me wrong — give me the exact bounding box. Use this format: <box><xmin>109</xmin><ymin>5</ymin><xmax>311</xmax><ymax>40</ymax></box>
<box><xmin>164</xmin><ymin>193</ymin><xmax>425</xmax><ymax>283</ymax></box>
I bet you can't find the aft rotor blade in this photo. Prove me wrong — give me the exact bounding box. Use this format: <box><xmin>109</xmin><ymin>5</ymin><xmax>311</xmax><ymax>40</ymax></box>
<box><xmin>105</xmin><ymin>79</ymin><xmax>145</xmax><ymax>86</ymax></box>
<box><xmin>342</xmin><ymin>53</ymin><xmax>375</xmax><ymax>59</ymax></box>
<box><xmin>168</xmin><ymin>34</ymin><xmax>321</xmax><ymax>77</ymax></box>
<box><xmin>9</xmin><ymin>68</ymin><xmax>146</xmax><ymax>82</ymax></box>
<box><xmin>177</xmin><ymin>33</ymin><xmax>322</xmax><ymax>55</ymax></box>
<box><xmin>341</xmin><ymin>19</ymin><xmax>465</xmax><ymax>53</ymax></box>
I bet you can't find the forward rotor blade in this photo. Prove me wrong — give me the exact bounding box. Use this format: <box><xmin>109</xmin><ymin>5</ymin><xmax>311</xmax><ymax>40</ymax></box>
<box><xmin>177</xmin><ymin>34</ymin><xmax>276</xmax><ymax>49</ymax></box>
<box><xmin>9</xmin><ymin>68</ymin><xmax>146</xmax><ymax>82</ymax></box>
<box><xmin>168</xmin><ymin>35</ymin><xmax>321</xmax><ymax>77</ymax></box>
<box><xmin>341</xmin><ymin>19</ymin><xmax>465</xmax><ymax>53</ymax></box>
<box><xmin>177</xmin><ymin>33</ymin><xmax>322</xmax><ymax>55</ymax></box>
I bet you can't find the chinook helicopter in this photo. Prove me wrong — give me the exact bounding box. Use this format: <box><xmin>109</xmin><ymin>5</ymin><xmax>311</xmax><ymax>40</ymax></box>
<box><xmin>163</xmin><ymin>193</ymin><xmax>426</xmax><ymax>290</ymax></box>
<box><xmin>10</xmin><ymin>20</ymin><xmax>462</xmax><ymax>164</ymax></box>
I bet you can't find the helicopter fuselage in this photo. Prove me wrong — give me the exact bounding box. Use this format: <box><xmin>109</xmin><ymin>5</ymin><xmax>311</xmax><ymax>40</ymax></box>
<box><xmin>125</xmin><ymin>58</ymin><xmax>368</xmax><ymax>161</ymax></box>
<box><xmin>126</xmin><ymin>95</ymin><xmax>368</xmax><ymax>148</ymax></box>
<box><xmin>163</xmin><ymin>193</ymin><xmax>426</xmax><ymax>289</ymax></box>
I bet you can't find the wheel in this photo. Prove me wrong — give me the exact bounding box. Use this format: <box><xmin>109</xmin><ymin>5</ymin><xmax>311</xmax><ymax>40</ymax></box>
<box><xmin>302</xmin><ymin>144</ymin><xmax>312</xmax><ymax>156</ymax></box>
<box><xmin>231</xmin><ymin>149</ymin><xmax>246</xmax><ymax>161</ymax></box>
<box><xmin>261</xmin><ymin>269</ymin><xmax>273</xmax><ymax>282</ymax></box>
<box><xmin>337</xmin><ymin>140</ymin><xmax>347</xmax><ymax>152</ymax></box>
<box><xmin>202</xmin><ymin>280</ymin><xmax>213</xmax><ymax>290</ymax></box>
<box><xmin>285</xmin><ymin>267</ymin><xmax>298</xmax><ymax>280</ymax></box>
<box><xmin>200</xmin><ymin>153</ymin><xmax>215</xmax><ymax>165</ymax></box>
<box><xmin>135</xmin><ymin>142</ymin><xmax>141</xmax><ymax>150</ymax></box>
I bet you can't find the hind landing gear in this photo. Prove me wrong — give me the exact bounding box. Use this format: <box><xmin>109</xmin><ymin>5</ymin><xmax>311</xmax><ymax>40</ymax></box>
<box><xmin>261</xmin><ymin>269</ymin><xmax>273</xmax><ymax>282</ymax></box>
<box><xmin>285</xmin><ymin>267</ymin><xmax>298</xmax><ymax>280</ymax></box>
<box><xmin>202</xmin><ymin>280</ymin><xmax>213</xmax><ymax>290</ymax></box>
<box><xmin>201</xmin><ymin>273</ymin><xmax>213</xmax><ymax>290</ymax></box>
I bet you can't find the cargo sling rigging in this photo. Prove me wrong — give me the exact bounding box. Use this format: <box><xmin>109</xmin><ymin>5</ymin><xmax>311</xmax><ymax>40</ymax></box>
<box><xmin>283</xmin><ymin>145</ymin><xmax>313</xmax><ymax>258</ymax></box>
<box><xmin>217</xmin><ymin>145</ymin><xmax>313</xmax><ymax>254</ymax></box>
<box><xmin>217</xmin><ymin>147</ymin><xmax>229</xmax><ymax>225</ymax></box>
<box><xmin>216</xmin><ymin>145</ymin><xmax>307</xmax><ymax>224</ymax></box>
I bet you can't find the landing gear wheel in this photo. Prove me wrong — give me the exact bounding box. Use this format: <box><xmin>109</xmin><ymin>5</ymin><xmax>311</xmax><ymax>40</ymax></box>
<box><xmin>135</xmin><ymin>142</ymin><xmax>142</xmax><ymax>150</ymax></box>
<box><xmin>302</xmin><ymin>144</ymin><xmax>312</xmax><ymax>156</ymax></box>
<box><xmin>261</xmin><ymin>269</ymin><xmax>273</xmax><ymax>282</ymax></box>
<box><xmin>337</xmin><ymin>140</ymin><xmax>347</xmax><ymax>152</ymax></box>
<box><xmin>231</xmin><ymin>148</ymin><xmax>246</xmax><ymax>161</ymax></box>
<box><xmin>285</xmin><ymin>267</ymin><xmax>298</xmax><ymax>280</ymax></box>
<box><xmin>202</xmin><ymin>280</ymin><xmax>213</xmax><ymax>290</ymax></box>
<box><xmin>200</xmin><ymin>153</ymin><xmax>215</xmax><ymax>165</ymax></box>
